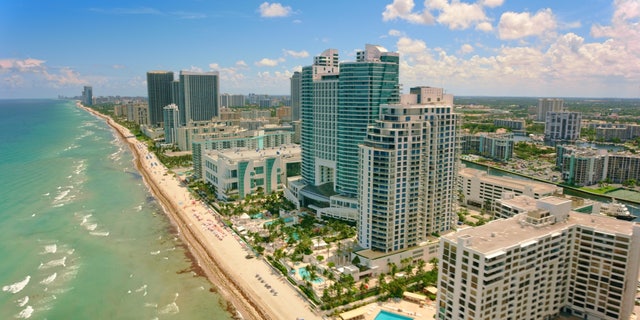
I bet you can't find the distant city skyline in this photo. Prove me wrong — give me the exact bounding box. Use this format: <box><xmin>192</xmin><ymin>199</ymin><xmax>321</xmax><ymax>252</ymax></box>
<box><xmin>2</xmin><ymin>0</ymin><xmax>640</xmax><ymax>98</ymax></box>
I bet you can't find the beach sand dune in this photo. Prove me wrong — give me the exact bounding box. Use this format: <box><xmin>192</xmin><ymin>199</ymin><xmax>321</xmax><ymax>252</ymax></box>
<box><xmin>78</xmin><ymin>103</ymin><xmax>320</xmax><ymax>320</ymax></box>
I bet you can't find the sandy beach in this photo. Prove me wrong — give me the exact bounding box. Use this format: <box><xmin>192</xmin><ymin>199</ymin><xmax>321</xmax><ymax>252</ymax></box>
<box><xmin>78</xmin><ymin>103</ymin><xmax>321</xmax><ymax>320</ymax></box>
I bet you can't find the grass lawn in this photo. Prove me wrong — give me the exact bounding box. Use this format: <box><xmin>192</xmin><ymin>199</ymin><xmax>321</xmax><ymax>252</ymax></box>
<box><xmin>579</xmin><ymin>186</ymin><xmax>619</xmax><ymax>194</ymax></box>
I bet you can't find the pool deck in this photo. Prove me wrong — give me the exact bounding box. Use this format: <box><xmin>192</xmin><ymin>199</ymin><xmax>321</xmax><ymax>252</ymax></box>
<box><xmin>345</xmin><ymin>299</ymin><xmax>436</xmax><ymax>320</ymax></box>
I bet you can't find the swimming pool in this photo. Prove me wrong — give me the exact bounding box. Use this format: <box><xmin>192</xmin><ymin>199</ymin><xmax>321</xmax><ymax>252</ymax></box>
<box><xmin>374</xmin><ymin>310</ymin><xmax>413</xmax><ymax>320</ymax></box>
<box><xmin>297</xmin><ymin>267</ymin><xmax>324</xmax><ymax>284</ymax></box>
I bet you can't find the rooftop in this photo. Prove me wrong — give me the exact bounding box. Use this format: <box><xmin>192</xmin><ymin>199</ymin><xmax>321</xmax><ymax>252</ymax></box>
<box><xmin>459</xmin><ymin>167</ymin><xmax>560</xmax><ymax>194</ymax></box>
<box><xmin>205</xmin><ymin>144</ymin><xmax>300</xmax><ymax>162</ymax></box>
<box><xmin>443</xmin><ymin>212</ymin><xmax>636</xmax><ymax>254</ymax></box>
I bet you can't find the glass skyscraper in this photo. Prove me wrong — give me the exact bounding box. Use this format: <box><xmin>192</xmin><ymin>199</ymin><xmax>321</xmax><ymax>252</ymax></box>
<box><xmin>299</xmin><ymin>44</ymin><xmax>400</xmax><ymax>211</ymax></box>
<box><xmin>336</xmin><ymin>44</ymin><xmax>399</xmax><ymax>197</ymax></box>
<box><xmin>290</xmin><ymin>71</ymin><xmax>301</xmax><ymax>122</ymax></box>
<box><xmin>146</xmin><ymin>71</ymin><xmax>174</xmax><ymax>127</ymax></box>
<box><xmin>82</xmin><ymin>86</ymin><xmax>93</xmax><ymax>106</ymax></box>
<box><xmin>179</xmin><ymin>71</ymin><xmax>220</xmax><ymax>124</ymax></box>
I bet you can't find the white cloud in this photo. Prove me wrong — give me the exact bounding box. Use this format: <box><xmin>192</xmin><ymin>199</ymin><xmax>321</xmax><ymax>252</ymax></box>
<box><xmin>4</xmin><ymin>74</ymin><xmax>24</xmax><ymax>88</ymax></box>
<box><xmin>397</xmin><ymin>37</ymin><xmax>428</xmax><ymax>58</ymax></box>
<box><xmin>283</xmin><ymin>49</ymin><xmax>309</xmax><ymax>58</ymax></box>
<box><xmin>208</xmin><ymin>63</ymin><xmax>220</xmax><ymax>70</ymax></box>
<box><xmin>434</xmin><ymin>1</ymin><xmax>488</xmax><ymax>30</ymax></box>
<box><xmin>591</xmin><ymin>0</ymin><xmax>640</xmax><ymax>53</ymax></box>
<box><xmin>256</xmin><ymin>70</ymin><xmax>295</xmax><ymax>88</ymax></box>
<box><xmin>235</xmin><ymin>60</ymin><xmax>249</xmax><ymax>68</ymax></box>
<box><xmin>482</xmin><ymin>0</ymin><xmax>504</xmax><ymax>8</ymax></box>
<box><xmin>388</xmin><ymin>29</ymin><xmax>405</xmax><ymax>37</ymax></box>
<box><xmin>382</xmin><ymin>0</ymin><xmax>435</xmax><ymax>25</ymax></box>
<box><xmin>612</xmin><ymin>0</ymin><xmax>640</xmax><ymax>21</ymax></box>
<box><xmin>112</xmin><ymin>64</ymin><xmax>126</xmax><ymax>69</ymax></box>
<box><xmin>384</xmin><ymin>0</ymin><xmax>498</xmax><ymax>30</ymax></box>
<box><xmin>475</xmin><ymin>21</ymin><xmax>493</xmax><ymax>32</ymax></box>
<box><xmin>459</xmin><ymin>44</ymin><xmax>474</xmax><ymax>54</ymax></box>
<box><xmin>0</xmin><ymin>58</ymin><xmax>86</xmax><ymax>90</ymax></box>
<box><xmin>258</xmin><ymin>2</ymin><xmax>292</xmax><ymax>18</ymax></box>
<box><xmin>396</xmin><ymin>26</ymin><xmax>640</xmax><ymax>97</ymax></box>
<box><xmin>0</xmin><ymin>58</ymin><xmax>47</xmax><ymax>73</ymax></box>
<box><xmin>255</xmin><ymin>58</ymin><xmax>280</xmax><ymax>67</ymax></box>
<box><xmin>42</xmin><ymin>67</ymin><xmax>85</xmax><ymax>87</ymax></box>
<box><xmin>498</xmin><ymin>9</ymin><xmax>557</xmax><ymax>40</ymax></box>
<box><xmin>186</xmin><ymin>65</ymin><xmax>203</xmax><ymax>73</ymax></box>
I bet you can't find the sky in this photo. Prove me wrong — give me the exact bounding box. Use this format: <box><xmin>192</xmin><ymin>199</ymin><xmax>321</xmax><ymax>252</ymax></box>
<box><xmin>1</xmin><ymin>0</ymin><xmax>639</xmax><ymax>99</ymax></box>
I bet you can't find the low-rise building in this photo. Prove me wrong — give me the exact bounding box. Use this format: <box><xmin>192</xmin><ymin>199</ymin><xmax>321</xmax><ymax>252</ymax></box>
<box><xmin>458</xmin><ymin>166</ymin><xmax>562</xmax><ymax>207</ymax></box>
<box><xmin>460</xmin><ymin>132</ymin><xmax>514</xmax><ymax>162</ymax></box>
<box><xmin>494</xmin><ymin>119</ymin><xmax>526</xmax><ymax>136</ymax></box>
<box><xmin>557</xmin><ymin>146</ymin><xmax>640</xmax><ymax>186</ymax></box>
<box><xmin>202</xmin><ymin>145</ymin><xmax>301</xmax><ymax>200</ymax></box>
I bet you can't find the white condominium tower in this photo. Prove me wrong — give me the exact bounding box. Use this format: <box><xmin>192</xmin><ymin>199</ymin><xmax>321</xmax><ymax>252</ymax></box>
<box><xmin>537</xmin><ymin>98</ymin><xmax>564</xmax><ymax>121</ymax></box>
<box><xmin>544</xmin><ymin>111</ymin><xmax>582</xmax><ymax>142</ymax></box>
<box><xmin>300</xmin><ymin>48</ymin><xmax>340</xmax><ymax>189</ymax></box>
<box><xmin>437</xmin><ymin>205</ymin><xmax>640</xmax><ymax>320</ymax></box>
<box><xmin>358</xmin><ymin>102</ymin><xmax>459</xmax><ymax>253</ymax></box>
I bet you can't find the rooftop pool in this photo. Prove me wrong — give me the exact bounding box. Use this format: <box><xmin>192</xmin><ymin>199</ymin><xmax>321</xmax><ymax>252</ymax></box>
<box><xmin>374</xmin><ymin>310</ymin><xmax>413</xmax><ymax>320</ymax></box>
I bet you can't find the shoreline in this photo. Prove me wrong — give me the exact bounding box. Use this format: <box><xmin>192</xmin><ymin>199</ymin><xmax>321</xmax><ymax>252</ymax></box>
<box><xmin>76</xmin><ymin>103</ymin><xmax>321</xmax><ymax>320</ymax></box>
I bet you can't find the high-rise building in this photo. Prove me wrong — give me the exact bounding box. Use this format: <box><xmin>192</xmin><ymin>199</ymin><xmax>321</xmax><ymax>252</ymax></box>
<box><xmin>336</xmin><ymin>44</ymin><xmax>400</xmax><ymax>197</ymax></box>
<box><xmin>358</xmin><ymin>102</ymin><xmax>459</xmax><ymax>252</ymax></box>
<box><xmin>537</xmin><ymin>98</ymin><xmax>564</xmax><ymax>121</ymax></box>
<box><xmin>146</xmin><ymin>71</ymin><xmax>175</xmax><ymax>127</ymax></box>
<box><xmin>220</xmin><ymin>94</ymin><xmax>246</xmax><ymax>108</ymax></box>
<box><xmin>437</xmin><ymin>203</ymin><xmax>640</xmax><ymax>320</ymax></box>
<box><xmin>290</xmin><ymin>71</ymin><xmax>301</xmax><ymax>121</ymax></box>
<box><xmin>163</xmin><ymin>104</ymin><xmax>180</xmax><ymax>144</ymax></box>
<box><xmin>300</xmin><ymin>48</ymin><xmax>340</xmax><ymax>189</ymax></box>
<box><xmin>82</xmin><ymin>86</ymin><xmax>93</xmax><ymax>106</ymax></box>
<box><xmin>179</xmin><ymin>71</ymin><xmax>220</xmax><ymax>124</ymax></box>
<box><xmin>544</xmin><ymin>111</ymin><xmax>582</xmax><ymax>142</ymax></box>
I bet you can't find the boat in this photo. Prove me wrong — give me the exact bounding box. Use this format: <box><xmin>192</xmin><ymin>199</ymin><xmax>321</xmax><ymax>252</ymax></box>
<box><xmin>599</xmin><ymin>200</ymin><xmax>636</xmax><ymax>221</ymax></box>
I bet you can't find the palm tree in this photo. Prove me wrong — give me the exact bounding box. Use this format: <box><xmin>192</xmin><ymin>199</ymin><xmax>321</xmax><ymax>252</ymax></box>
<box><xmin>388</xmin><ymin>262</ymin><xmax>398</xmax><ymax>278</ymax></box>
<box><xmin>377</xmin><ymin>273</ymin><xmax>387</xmax><ymax>294</ymax></box>
<box><xmin>429</xmin><ymin>257</ymin><xmax>439</xmax><ymax>271</ymax></box>
<box><xmin>417</xmin><ymin>259</ymin><xmax>426</xmax><ymax>274</ymax></box>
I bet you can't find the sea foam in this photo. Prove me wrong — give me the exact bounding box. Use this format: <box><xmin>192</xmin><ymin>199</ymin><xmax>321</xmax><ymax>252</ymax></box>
<box><xmin>16</xmin><ymin>306</ymin><xmax>33</xmax><ymax>319</ymax></box>
<box><xmin>39</xmin><ymin>257</ymin><xmax>66</xmax><ymax>269</ymax></box>
<box><xmin>42</xmin><ymin>244</ymin><xmax>57</xmax><ymax>254</ymax></box>
<box><xmin>2</xmin><ymin>276</ymin><xmax>30</xmax><ymax>294</ymax></box>
<box><xmin>17</xmin><ymin>296</ymin><xmax>29</xmax><ymax>307</ymax></box>
<box><xmin>40</xmin><ymin>273</ymin><xmax>57</xmax><ymax>285</ymax></box>
<box><xmin>158</xmin><ymin>302</ymin><xmax>179</xmax><ymax>315</ymax></box>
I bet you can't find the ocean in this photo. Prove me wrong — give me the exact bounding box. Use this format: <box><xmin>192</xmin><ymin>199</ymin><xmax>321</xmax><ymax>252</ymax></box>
<box><xmin>0</xmin><ymin>99</ymin><xmax>231</xmax><ymax>319</ymax></box>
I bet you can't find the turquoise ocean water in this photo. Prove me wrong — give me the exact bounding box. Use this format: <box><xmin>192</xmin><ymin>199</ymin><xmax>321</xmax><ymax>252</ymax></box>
<box><xmin>0</xmin><ymin>99</ymin><xmax>231</xmax><ymax>319</ymax></box>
